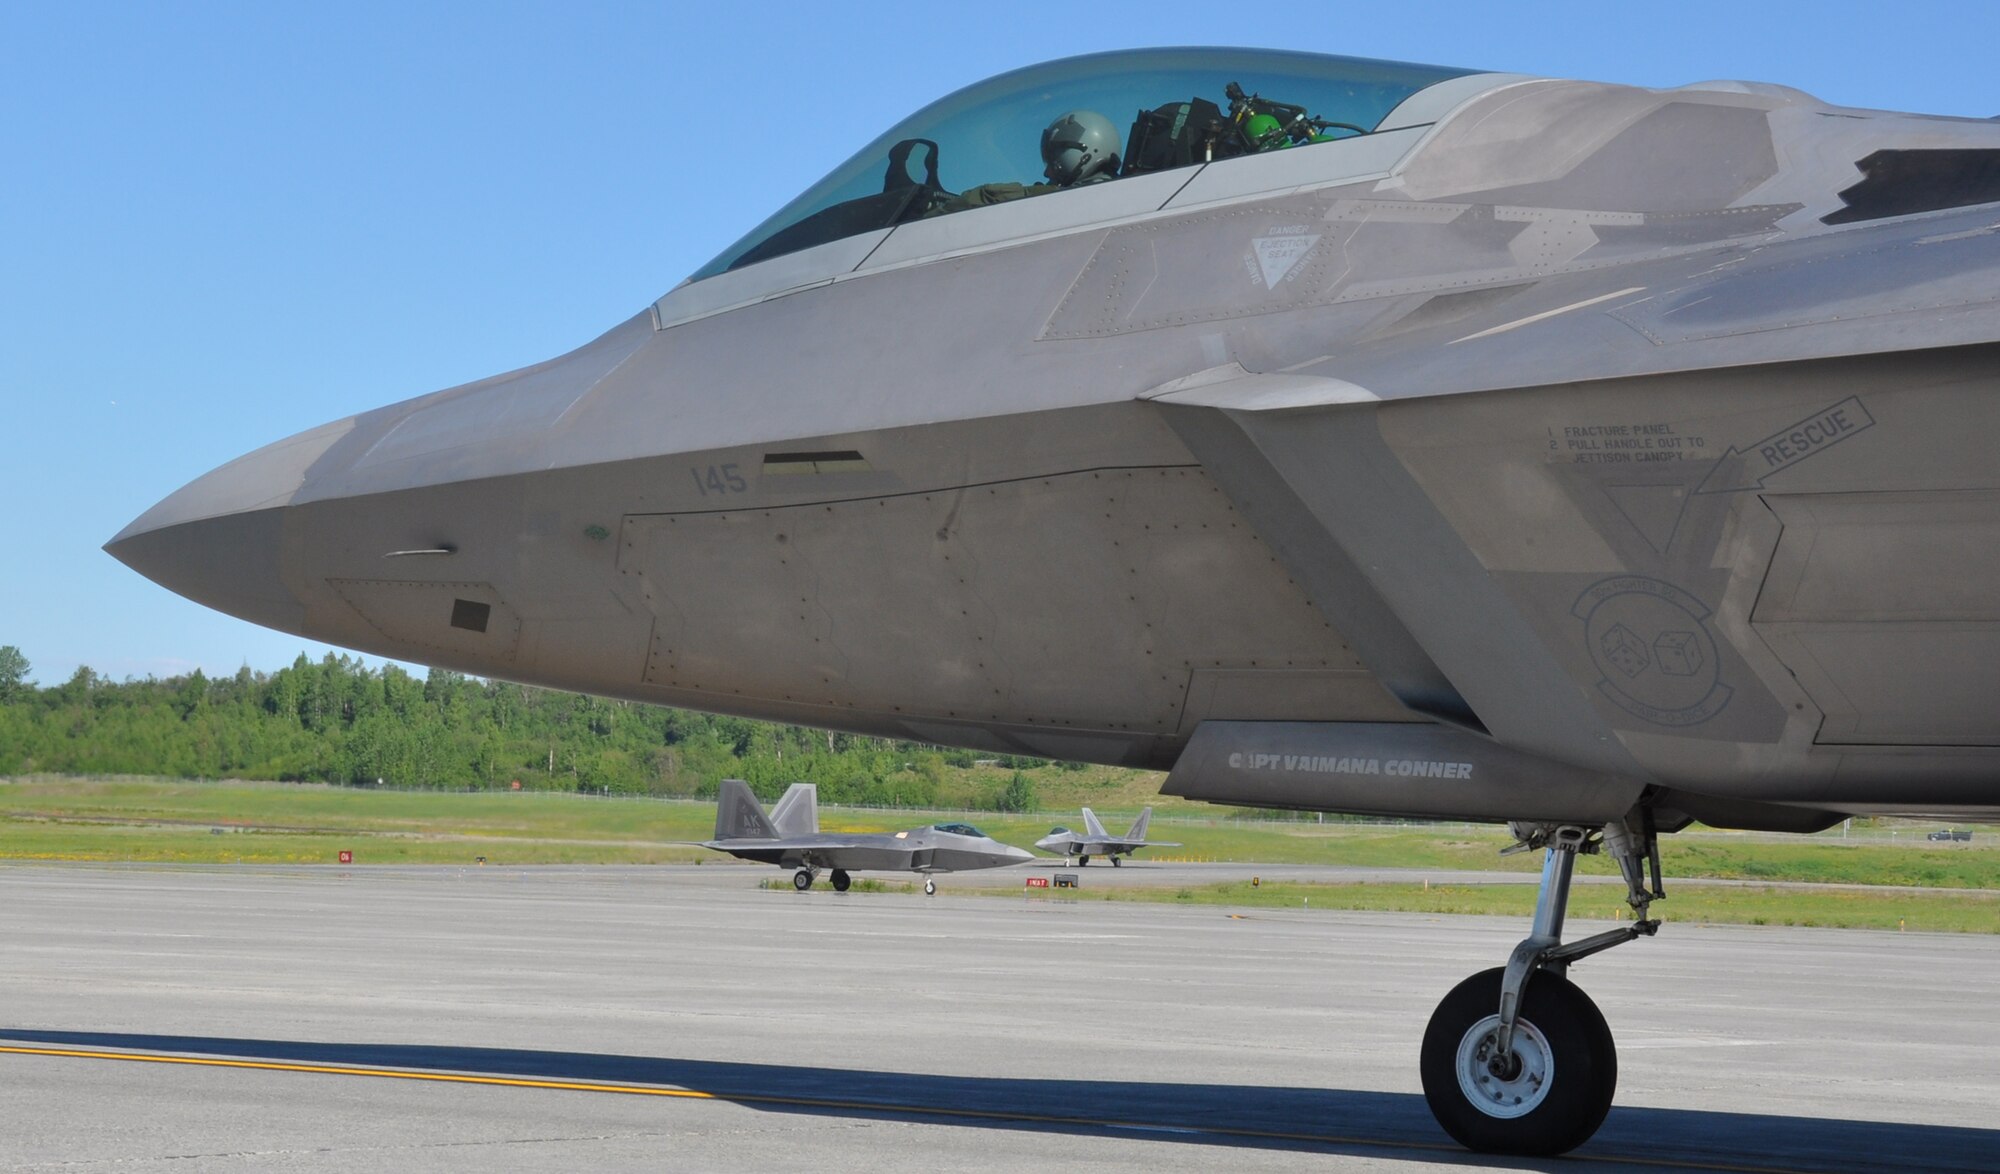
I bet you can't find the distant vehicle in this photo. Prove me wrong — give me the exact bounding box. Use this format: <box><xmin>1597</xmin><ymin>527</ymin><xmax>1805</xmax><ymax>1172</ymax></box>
<box><xmin>1927</xmin><ymin>829</ymin><xmax>1974</xmax><ymax>842</ymax></box>
<box><xmin>1036</xmin><ymin>806</ymin><xmax>1180</xmax><ymax>866</ymax></box>
<box><xmin>699</xmin><ymin>779</ymin><xmax>1032</xmax><ymax>894</ymax></box>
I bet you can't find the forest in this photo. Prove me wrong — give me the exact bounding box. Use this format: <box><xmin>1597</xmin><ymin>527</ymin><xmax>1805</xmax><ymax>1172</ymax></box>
<box><xmin>0</xmin><ymin>645</ymin><xmax>1048</xmax><ymax>809</ymax></box>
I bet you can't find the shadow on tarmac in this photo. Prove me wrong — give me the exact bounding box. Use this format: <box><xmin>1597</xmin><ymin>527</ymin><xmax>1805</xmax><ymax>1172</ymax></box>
<box><xmin>2</xmin><ymin>1028</ymin><xmax>1992</xmax><ymax>1172</ymax></box>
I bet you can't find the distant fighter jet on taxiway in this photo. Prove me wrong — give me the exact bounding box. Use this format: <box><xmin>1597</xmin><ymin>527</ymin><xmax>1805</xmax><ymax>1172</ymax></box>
<box><xmin>700</xmin><ymin>779</ymin><xmax>1032</xmax><ymax>894</ymax></box>
<box><xmin>1036</xmin><ymin>807</ymin><xmax>1178</xmax><ymax>866</ymax></box>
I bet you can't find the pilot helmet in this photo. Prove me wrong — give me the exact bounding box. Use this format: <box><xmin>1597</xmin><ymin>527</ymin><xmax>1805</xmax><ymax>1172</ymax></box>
<box><xmin>1041</xmin><ymin>110</ymin><xmax>1120</xmax><ymax>185</ymax></box>
<box><xmin>1243</xmin><ymin>112</ymin><xmax>1288</xmax><ymax>151</ymax></box>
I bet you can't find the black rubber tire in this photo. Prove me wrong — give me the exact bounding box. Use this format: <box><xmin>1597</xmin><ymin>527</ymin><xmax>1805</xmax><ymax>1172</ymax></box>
<box><xmin>923</xmin><ymin>877</ymin><xmax>936</xmax><ymax>895</ymax></box>
<box><xmin>792</xmin><ymin>869</ymin><xmax>813</xmax><ymax>892</ymax></box>
<box><xmin>1111</xmin><ymin>856</ymin><xmax>1121</xmax><ymax>868</ymax></box>
<box><xmin>1419</xmin><ymin>966</ymin><xmax>1616</xmax><ymax>1156</ymax></box>
<box><xmin>830</xmin><ymin>870</ymin><xmax>851</xmax><ymax>892</ymax></box>
<box><xmin>1078</xmin><ymin>855</ymin><xmax>1089</xmax><ymax>866</ymax></box>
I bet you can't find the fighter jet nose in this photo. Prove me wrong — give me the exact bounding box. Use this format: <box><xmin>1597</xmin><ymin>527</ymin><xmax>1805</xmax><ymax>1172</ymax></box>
<box><xmin>106</xmin><ymin>418</ymin><xmax>351</xmax><ymax>633</ymax></box>
<box><xmin>105</xmin><ymin>507</ymin><xmax>305</xmax><ymax>634</ymax></box>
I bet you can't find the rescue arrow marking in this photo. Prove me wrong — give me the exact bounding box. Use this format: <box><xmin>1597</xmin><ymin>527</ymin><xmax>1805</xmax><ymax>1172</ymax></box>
<box><xmin>1693</xmin><ymin>396</ymin><xmax>1874</xmax><ymax>494</ymax></box>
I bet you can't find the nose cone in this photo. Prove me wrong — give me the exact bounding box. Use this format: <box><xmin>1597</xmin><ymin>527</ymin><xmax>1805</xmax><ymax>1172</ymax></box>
<box><xmin>1001</xmin><ymin>842</ymin><xmax>1037</xmax><ymax>864</ymax></box>
<box><xmin>105</xmin><ymin>418</ymin><xmax>352</xmax><ymax>634</ymax></box>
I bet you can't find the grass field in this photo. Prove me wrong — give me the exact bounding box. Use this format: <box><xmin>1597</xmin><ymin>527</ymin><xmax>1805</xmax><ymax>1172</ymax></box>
<box><xmin>1075</xmin><ymin>881</ymin><xmax>2000</xmax><ymax>934</ymax></box>
<box><xmin>3</xmin><ymin>776</ymin><xmax>1996</xmax><ymax>931</ymax></box>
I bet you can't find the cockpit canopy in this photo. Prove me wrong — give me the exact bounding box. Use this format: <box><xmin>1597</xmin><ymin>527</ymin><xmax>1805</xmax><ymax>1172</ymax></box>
<box><xmin>690</xmin><ymin>47</ymin><xmax>1471</xmax><ymax>280</ymax></box>
<box><xmin>933</xmin><ymin>822</ymin><xmax>988</xmax><ymax>838</ymax></box>
<box><xmin>1048</xmin><ymin>826</ymin><xmax>1073</xmax><ymax>836</ymax></box>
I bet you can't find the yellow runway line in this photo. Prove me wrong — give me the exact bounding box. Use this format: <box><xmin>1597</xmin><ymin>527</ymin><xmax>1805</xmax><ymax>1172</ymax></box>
<box><xmin>0</xmin><ymin>1044</ymin><xmax>721</xmax><ymax>1100</ymax></box>
<box><xmin>0</xmin><ymin>1043</ymin><xmax>1828</xmax><ymax>1172</ymax></box>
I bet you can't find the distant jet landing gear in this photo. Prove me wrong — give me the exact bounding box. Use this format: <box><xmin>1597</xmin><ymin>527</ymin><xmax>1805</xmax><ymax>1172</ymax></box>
<box><xmin>923</xmin><ymin>876</ymin><xmax>937</xmax><ymax>896</ymax></box>
<box><xmin>1420</xmin><ymin>817</ymin><xmax>1664</xmax><ymax>1156</ymax></box>
<box><xmin>830</xmin><ymin>869</ymin><xmax>852</xmax><ymax>892</ymax></box>
<box><xmin>1110</xmin><ymin>855</ymin><xmax>1121</xmax><ymax>868</ymax></box>
<box><xmin>1077</xmin><ymin>854</ymin><xmax>1090</xmax><ymax>866</ymax></box>
<box><xmin>792</xmin><ymin>868</ymin><xmax>815</xmax><ymax>892</ymax></box>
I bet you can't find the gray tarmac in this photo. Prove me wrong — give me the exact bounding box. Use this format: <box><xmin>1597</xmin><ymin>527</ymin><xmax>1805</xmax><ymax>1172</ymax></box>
<box><xmin>2</xmin><ymin>862</ymin><xmax>1996</xmax><ymax>1173</ymax></box>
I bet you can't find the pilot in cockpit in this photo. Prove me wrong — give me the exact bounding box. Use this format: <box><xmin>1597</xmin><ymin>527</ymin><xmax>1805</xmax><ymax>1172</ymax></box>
<box><xmin>1040</xmin><ymin>110</ymin><xmax>1123</xmax><ymax>186</ymax></box>
<box><xmin>926</xmin><ymin>109</ymin><xmax>1121</xmax><ymax>215</ymax></box>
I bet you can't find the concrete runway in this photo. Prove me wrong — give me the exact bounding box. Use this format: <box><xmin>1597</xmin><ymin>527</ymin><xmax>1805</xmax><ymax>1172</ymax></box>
<box><xmin>2</xmin><ymin>863</ymin><xmax>1996</xmax><ymax>1173</ymax></box>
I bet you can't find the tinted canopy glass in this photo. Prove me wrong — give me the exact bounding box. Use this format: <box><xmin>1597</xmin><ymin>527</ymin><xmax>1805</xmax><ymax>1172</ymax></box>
<box><xmin>933</xmin><ymin>822</ymin><xmax>987</xmax><ymax>838</ymax></box>
<box><xmin>690</xmin><ymin>48</ymin><xmax>1472</xmax><ymax>280</ymax></box>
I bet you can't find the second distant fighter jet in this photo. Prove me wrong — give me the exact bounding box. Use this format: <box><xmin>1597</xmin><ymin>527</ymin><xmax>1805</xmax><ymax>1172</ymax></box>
<box><xmin>701</xmin><ymin>779</ymin><xmax>1033</xmax><ymax>894</ymax></box>
<box><xmin>1036</xmin><ymin>807</ymin><xmax>1179</xmax><ymax>866</ymax></box>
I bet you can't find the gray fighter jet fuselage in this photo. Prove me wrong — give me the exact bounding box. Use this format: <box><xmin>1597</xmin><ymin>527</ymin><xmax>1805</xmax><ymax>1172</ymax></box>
<box><xmin>701</xmin><ymin>779</ymin><xmax>1032</xmax><ymax>894</ymax></box>
<box><xmin>108</xmin><ymin>47</ymin><xmax>2000</xmax><ymax>1156</ymax></box>
<box><xmin>1036</xmin><ymin>807</ymin><xmax>1178</xmax><ymax>865</ymax></box>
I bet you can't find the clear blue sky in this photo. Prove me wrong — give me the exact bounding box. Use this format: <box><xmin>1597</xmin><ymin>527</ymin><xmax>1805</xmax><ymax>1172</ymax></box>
<box><xmin>3</xmin><ymin>2</ymin><xmax>1995</xmax><ymax>686</ymax></box>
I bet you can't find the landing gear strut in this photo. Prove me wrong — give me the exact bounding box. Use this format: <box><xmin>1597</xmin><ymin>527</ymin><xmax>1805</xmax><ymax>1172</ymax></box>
<box><xmin>1420</xmin><ymin>816</ymin><xmax>1664</xmax><ymax>1156</ymax></box>
<box><xmin>923</xmin><ymin>876</ymin><xmax>937</xmax><ymax>896</ymax></box>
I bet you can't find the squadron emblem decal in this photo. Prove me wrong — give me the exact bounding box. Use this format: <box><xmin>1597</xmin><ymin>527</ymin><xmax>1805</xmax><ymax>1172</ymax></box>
<box><xmin>1571</xmin><ymin>575</ymin><xmax>1733</xmax><ymax>726</ymax></box>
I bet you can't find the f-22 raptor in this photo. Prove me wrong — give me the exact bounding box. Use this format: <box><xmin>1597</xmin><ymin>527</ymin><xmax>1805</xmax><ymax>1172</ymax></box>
<box><xmin>1036</xmin><ymin>807</ymin><xmax>1178</xmax><ymax>866</ymax></box>
<box><xmin>700</xmin><ymin>779</ymin><xmax>1032</xmax><ymax>894</ymax></box>
<box><xmin>110</xmin><ymin>43</ymin><xmax>2000</xmax><ymax>1156</ymax></box>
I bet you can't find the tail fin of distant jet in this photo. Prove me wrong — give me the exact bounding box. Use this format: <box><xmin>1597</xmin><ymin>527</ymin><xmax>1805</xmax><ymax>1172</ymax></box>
<box><xmin>768</xmin><ymin>782</ymin><xmax>819</xmax><ymax>836</ymax></box>
<box><xmin>1127</xmin><ymin>806</ymin><xmax>1153</xmax><ymax>842</ymax></box>
<box><xmin>1081</xmin><ymin>807</ymin><xmax>1109</xmax><ymax>839</ymax></box>
<box><xmin>714</xmin><ymin>778</ymin><xmax>779</xmax><ymax>841</ymax></box>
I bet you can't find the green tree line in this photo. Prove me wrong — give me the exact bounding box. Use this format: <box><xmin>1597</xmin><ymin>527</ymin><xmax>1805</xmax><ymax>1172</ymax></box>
<box><xmin>0</xmin><ymin>646</ymin><xmax>1045</xmax><ymax>809</ymax></box>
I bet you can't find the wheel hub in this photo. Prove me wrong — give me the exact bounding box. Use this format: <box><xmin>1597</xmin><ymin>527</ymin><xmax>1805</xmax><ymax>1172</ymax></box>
<box><xmin>1456</xmin><ymin>1014</ymin><xmax>1553</xmax><ymax>1118</ymax></box>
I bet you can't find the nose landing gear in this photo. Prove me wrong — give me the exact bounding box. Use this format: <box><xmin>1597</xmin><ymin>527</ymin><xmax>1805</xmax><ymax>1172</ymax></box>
<box><xmin>1420</xmin><ymin>817</ymin><xmax>1664</xmax><ymax>1156</ymax></box>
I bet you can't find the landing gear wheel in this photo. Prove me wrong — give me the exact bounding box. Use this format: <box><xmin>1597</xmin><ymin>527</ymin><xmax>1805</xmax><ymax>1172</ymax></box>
<box><xmin>1420</xmin><ymin>966</ymin><xmax>1615</xmax><ymax>1156</ymax></box>
<box><xmin>1111</xmin><ymin>856</ymin><xmax>1121</xmax><ymax>868</ymax></box>
<box><xmin>792</xmin><ymin>869</ymin><xmax>813</xmax><ymax>892</ymax></box>
<box><xmin>923</xmin><ymin>877</ymin><xmax>936</xmax><ymax>896</ymax></box>
<box><xmin>830</xmin><ymin>870</ymin><xmax>851</xmax><ymax>892</ymax></box>
<box><xmin>1078</xmin><ymin>855</ymin><xmax>1089</xmax><ymax>866</ymax></box>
